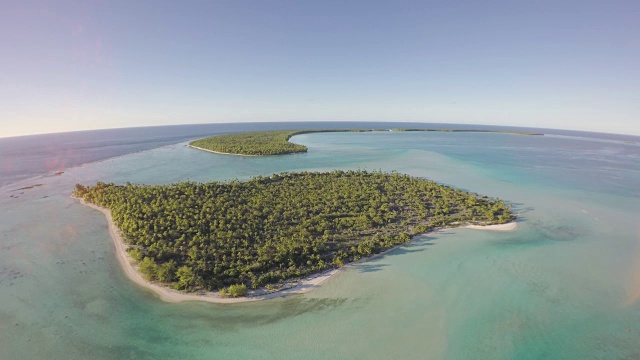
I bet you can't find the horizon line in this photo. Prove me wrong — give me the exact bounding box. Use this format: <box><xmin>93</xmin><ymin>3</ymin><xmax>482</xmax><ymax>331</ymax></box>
<box><xmin>1</xmin><ymin>120</ymin><xmax>639</xmax><ymax>140</ymax></box>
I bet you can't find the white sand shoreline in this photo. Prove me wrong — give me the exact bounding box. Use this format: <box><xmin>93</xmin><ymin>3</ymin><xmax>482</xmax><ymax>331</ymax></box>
<box><xmin>188</xmin><ymin>144</ymin><xmax>260</xmax><ymax>157</ymax></box>
<box><xmin>75</xmin><ymin>196</ymin><xmax>516</xmax><ymax>304</ymax></box>
<box><xmin>465</xmin><ymin>222</ymin><xmax>518</xmax><ymax>231</ymax></box>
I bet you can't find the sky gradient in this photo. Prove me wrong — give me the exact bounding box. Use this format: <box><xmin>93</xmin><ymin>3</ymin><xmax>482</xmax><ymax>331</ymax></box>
<box><xmin>1</xmin><ymin>0</ymin><xmax>639</xmax><ymax>137</ymax></box>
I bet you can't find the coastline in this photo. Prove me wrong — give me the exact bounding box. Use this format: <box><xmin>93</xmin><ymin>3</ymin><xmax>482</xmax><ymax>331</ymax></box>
<box><xmin>188</xmin><ymin>144</ymin><xmax>261</xmax><ymax>157</ymax></box>
<box><xmin>75</xmin><ymin>197</ymin><xmax>341</xmax><ymax>304</ymax></box>
<box><xmin>75</xmin><ymin>196</ymin><xmax>517</xmax><ymax>304</ymax></box>
<box><xmin>465</xmin><ymin>222</ymin><xmax>517</xmax><ymax>231</ymax></box>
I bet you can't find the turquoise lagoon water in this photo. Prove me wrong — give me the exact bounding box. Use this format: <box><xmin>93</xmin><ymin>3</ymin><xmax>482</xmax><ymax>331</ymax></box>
<box><xmin>1</xmin><ymin>130</ymin><xmax>640</xmax><ymax>359</ymax></box>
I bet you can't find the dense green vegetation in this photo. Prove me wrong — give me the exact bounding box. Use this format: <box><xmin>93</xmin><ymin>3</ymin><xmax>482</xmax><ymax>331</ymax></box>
<box><xmin>190</xmin><ymin>128</ymin><xmax>543</xmax><ymax>156</ymax></box>
<box><xmin>190</xmin><ymin>130</ymin><xmax>307</xmax><ymax>156</ymax></box>
<box><xmin>73</xmin><ymin>170</ymin><xmax>515</xmax><ymax>293</ymax></box>
<box><xmin>220</xmin><ymin>284</ymin><xmax>248</xmax><ymax>297</ymax></box>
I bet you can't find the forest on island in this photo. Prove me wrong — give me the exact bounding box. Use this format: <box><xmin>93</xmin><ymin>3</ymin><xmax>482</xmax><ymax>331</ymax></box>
<box><xmin>73</xmin><ymin>170</ymin><xmax>515</xmax><ymax>294</ymax></box>
<box><xmin>190</xmin><ymin>130</ymin><xmax>308</xmax><ymax>155</ymax></box>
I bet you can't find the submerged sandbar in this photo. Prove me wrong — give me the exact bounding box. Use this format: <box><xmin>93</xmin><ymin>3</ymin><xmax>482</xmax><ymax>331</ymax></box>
<box><xmin>189</xmin><ymin>128</ymin><xmax>543</xmax><ymax>156</ymax></box>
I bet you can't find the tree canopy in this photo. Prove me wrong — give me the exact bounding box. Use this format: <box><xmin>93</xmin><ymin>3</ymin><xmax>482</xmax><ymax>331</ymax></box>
<box><xmin>74</xmin><ymin>170</ymin><xmax>515</xmax><ymax>292</ymax></box>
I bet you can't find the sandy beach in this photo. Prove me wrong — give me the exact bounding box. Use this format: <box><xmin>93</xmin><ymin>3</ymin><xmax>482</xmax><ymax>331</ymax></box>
<box><xmin>188</xmin><ymin>144</ymin><xmax>260</xmax><ymax>157</ymax></box>
<box><xmin>75</xmin><ymin>197</ymin><xmax>516</xmax><ymax>303</ymax></box>
<box><xmin>465</xmin><ymin>222</ymin><xmax>518</xmax><ymax>231</ymax></box>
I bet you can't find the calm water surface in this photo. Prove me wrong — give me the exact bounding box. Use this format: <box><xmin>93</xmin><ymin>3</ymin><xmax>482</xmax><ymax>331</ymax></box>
<box><xmin>1</xmin><ymin>128</ymin><xmax>640</xmax><ymax>359</ymax></box>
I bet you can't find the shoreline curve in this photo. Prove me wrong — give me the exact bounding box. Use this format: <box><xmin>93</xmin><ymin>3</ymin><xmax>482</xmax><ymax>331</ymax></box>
<box><xmin>188</xmin><ymin>144</ymin><xmax>260</xmax><ymax>157</ymax></box>
<box><xmin>75</xmin><ymin>196</ymin><xmax>517</xmax><ymax>304</ymax></box>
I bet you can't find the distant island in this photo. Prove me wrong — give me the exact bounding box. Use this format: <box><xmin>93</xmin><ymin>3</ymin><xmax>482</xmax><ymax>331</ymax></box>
<box><xmin>73</xmin><ymin>170</ymin><xmax>516</xmax><ymax>301</ymax></box>
<box><xmin>189</xmin><ymin>128</ymin><xmax>543</xmax><ymax>156</ymax></box>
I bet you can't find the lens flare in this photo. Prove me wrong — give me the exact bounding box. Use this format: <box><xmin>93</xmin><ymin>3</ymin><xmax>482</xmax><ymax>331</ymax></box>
<box><xmin>623</xmin><ymin>227</ymin><xmax>640</xmax><ymax>307</ymax></box>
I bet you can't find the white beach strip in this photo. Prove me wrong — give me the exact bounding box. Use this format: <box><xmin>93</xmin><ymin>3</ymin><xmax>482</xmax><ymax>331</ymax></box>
<box><xmin>464</xmin><ymin>222</ymin><xmax>518</xmax><ymax>231</ymax></box>
<box><xmin>188</xmin><ymin>144</ymin><xmax>260</xmax><ymax>157</ymax></box>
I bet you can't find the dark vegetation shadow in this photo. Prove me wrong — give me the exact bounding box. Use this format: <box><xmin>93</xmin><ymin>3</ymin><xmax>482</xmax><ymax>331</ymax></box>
<box><xmin>350</xmin><ymin>235</ymin><xmax>438</xmax><ymax>273</ymax></box>
<box><xmin>386</xmin><ymin>246</ymin><xmax>427</xmax><ymax>256</ymax></box>
<box><xmin>354</xmin><ymin>264</ymin><xmax>388</xmax><ymax>273</ymax></box>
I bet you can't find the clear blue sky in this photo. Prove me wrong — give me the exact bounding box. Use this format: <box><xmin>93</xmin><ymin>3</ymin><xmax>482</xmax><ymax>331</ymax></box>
<box><xmin>1</xmin><ymin>0</ymin><xmax>639</xmax><ymax>137</ymax></box>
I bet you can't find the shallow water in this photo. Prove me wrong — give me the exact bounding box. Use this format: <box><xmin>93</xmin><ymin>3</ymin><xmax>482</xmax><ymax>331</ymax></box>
<box><xmin>1</xmin><ymin>130</ymin><xmax>640</xmax><ymax>359</ymax></box>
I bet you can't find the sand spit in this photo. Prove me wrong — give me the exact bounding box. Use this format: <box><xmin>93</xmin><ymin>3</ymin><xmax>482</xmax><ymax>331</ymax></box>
<box><xmin>188</xmin><ymin>145</ymin><xmax>260</xmax><ymax>157</ymax></box>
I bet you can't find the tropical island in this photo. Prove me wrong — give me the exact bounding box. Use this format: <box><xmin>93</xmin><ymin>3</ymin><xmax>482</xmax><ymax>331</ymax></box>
<box><xmin>189</xmin><ymin>128</ymin><xmax>543</xmax><ymax>156</ymax></box>
<box><xmin>73</xmin><ymin>170</ymin><xmax>516</xmax><ymax>301</ymax></box>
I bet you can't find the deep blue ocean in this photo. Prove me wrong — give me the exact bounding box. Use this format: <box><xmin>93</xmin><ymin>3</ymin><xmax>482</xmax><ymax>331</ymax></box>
<box><xmin>2</xmin><ymin>122</ymin><xmax>640</xmax><ymax>359</ymax></box>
